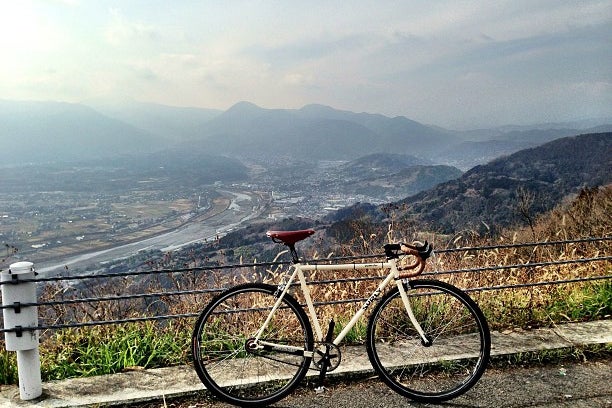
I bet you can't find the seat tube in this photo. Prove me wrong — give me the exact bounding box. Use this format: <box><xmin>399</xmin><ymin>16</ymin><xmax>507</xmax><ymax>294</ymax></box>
<box><xmin>254</xmin><ymin>265</ymin><xmax>299</xmax><ymax>340</ymax></box>
<box><xmin>297</xmin><ymin>265</ymin><xmax>324</xmax><ymax>341</ymax></box>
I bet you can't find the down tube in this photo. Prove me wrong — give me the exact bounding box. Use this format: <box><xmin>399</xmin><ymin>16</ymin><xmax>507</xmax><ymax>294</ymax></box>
<box><xmin>396</xmin><ymin>280</ymin><xmax>428</xmax><ymax>343</ymax></box>
<box><xmin>328</xmin><ymin>264</ymin><xmax>396</xmax><ymax>345</ymax></box>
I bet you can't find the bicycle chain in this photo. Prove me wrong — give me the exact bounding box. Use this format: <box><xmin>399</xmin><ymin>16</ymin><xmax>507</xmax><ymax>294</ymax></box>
<box><xmin>244</xmin><ymin>340</ymin><xmax>343</xmax><ymax>372</ymax></box>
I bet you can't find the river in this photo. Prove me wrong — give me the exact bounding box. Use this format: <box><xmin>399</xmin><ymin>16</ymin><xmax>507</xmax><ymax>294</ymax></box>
<box><xmin>36</xmin><ymin>190</ymin><xmax>265</xmax><ymax>275</ymax></box>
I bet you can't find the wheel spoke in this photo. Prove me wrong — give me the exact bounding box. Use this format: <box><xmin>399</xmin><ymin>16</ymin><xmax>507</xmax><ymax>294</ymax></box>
<box><xmin>367</xmin><ymin>280</ymin><xmax>490</xmax><ymax>402</ymax></box>
<box><xmin>192</xmin><ymin>283</ymin><xmax>313</xmax><ymax>406</ymax></box>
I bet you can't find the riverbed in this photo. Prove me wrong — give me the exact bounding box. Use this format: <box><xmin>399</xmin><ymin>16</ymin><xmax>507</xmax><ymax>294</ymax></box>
<box><xmin>36</xmin><ymin>189</ymin><xmax>265</xmax><ymax>275</ymax></box>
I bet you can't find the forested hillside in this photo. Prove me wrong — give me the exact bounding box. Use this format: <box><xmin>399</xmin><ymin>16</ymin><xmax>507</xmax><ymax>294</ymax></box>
<box><xmin>397</xmin><ymin>132</ymin><xmax>611</xmax><ymax>233</ymax></box>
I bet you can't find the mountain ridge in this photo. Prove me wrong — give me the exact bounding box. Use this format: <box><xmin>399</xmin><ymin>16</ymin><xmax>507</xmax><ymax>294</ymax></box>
<box><xmin>0</xmin><ymin>100</ymin><xmax>165</xmax><ymax>165</ymax></box>
<box><xmin>398</xmin><ymin>132</ymin><xmax>612</xmax><ymax>233</ymax></box>
<box><xmin>2</xmin><ymin>99</ymin><xmax>611</xmax><ymax>168</ymax></box>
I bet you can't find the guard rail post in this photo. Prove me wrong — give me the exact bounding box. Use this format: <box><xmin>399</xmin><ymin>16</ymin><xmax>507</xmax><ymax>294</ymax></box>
<box><xmin>1</xmin><ymin>261</ymin><xmax>42</xmax><ymax>400</ymax></box>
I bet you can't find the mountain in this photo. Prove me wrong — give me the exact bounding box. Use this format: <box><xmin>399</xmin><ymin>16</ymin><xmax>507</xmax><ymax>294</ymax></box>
<box><xmin>436</xmin><ymin>125</ymin><xmax>612</xmax><ymax>170</ymax></box>
<box><xmin>297</xmin><ymin>104</ymin><xmax>454</xmax><ymax>154</ymax></box>
<box><xmin>435</xmin><ymin>139</ymin><xmax>541</xmax><ymax>170</ymax></box>
<box><xmin>196</xmin><ymin>103</ymin><xmax>612</xmax><ymax>165</ymax></box>
<box><xmin>86</xmin><ymin>98</ymin><xmax>222</xmax><ymax>142</ymax></box>
<box><xmin>395</xmin><ymin>132</ymin><xmax>612</xmax><ymax>233</ymax></box>
<box><xmin>3</xmin><ymin>99</ymin><xmax>609</xmax><ymax>169</ymax></box>
<box><xmin>327</xmin><ymin>153</ymin><xmax>462</xmax><ymax>201</ymax></box>
<box><xmin>0</xmin><ymin>100</ymin><xmax>166</xmax><ymax>165</ymax></box>
<box><xmin>197</xmin><ymin>102</ymin><xmax>458</xmax><ymax>160</ymax></box>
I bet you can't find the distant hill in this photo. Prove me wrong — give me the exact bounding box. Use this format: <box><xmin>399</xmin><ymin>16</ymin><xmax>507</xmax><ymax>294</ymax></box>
<box><xmin>194</xmin><ymin>103</ymin><xmax>611</xmax><ymax>166</ymax></box>
<box><xmin>3</xmin><ymin>99</ymin><xmax>610</xmax><ymax>169</ymax></box>
<box><xmin>435</xmin><ymin>139</ymin><xmax>540</xmax><ymax>170</ymax></box>
<box><xmin>126</xmin><ymin>148</ymin><xmax>248</xmax><ymax>187</ymax></box>
<box><xmin>86</xmin><ymin>98</ymin><xmax>222</xmax><ymax>142</ymax></box>
<box><xmin>340</xmin><ymin>153</ymin><xmax>432</xmax><ymax>171</ymax></box>
<box><xmin>197</xmin><ymin>102</ymin><xmax>458</xmax><ymax>160</ymax></box>
<box><xmin>395</xmin><ymin>132</ymin><xmax>612</xmax><ymax>233</ymax></box>
<box><xmin>330</xmin><ymin>154</ymin><xmax>461</xmax><ymax>200</ymax></box>
<box><xmin>0</xmin><ymin>100</ymin><xmax>166</xmax><ymax>165</ymax></box>
<box><xmin>297</xmin><ymin>104</ymin><xmax>454</xmax><ymax>155</ymax></box>
<box><xmin>436</xmin><ymin>126</ymin><xmax>612</xmax><ymax>170</ymax></box>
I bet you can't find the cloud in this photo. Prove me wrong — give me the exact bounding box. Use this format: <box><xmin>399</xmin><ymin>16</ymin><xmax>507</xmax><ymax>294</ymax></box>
<box><xmin>1</xmin><ymin>1</ymin><xmax>610</xmax><ymax>127</ymax></box>
<box><xmin>282</xmin><ymin>72</ymin><xmax>315</xmax><ymax>87</ymax></box>
<box><xmin>105</xmin><ymin>8</ymin><xmax>160</xmax><ymax>46</ymax></box>
<box><xmin>248</xmin><ymin>33</ymin><xmax>371</xmax><ymax>67</ymax></box>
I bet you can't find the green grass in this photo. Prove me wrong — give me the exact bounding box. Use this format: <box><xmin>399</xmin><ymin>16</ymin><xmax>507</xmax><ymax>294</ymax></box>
<box><xmin>546</xmin><ymin>281</ymin><xmax>612</xmax><ymax>322</ymax></box>
<box><xmin>0</xmin><ymin>351</ymin><xmax>17</xmax><ymax>385</ymax></box>
<box><xmin>39</xmin><ymin>322</ymin><xmax>191</xmax><ymax>381</ymax></box>
<box><xmin>333</xmin><ymin>317</ymin><xmax>368</xmax><ymax>344</ymax></box>
<box><xmin>1</xmin><ymin>281</ymin><xmax>609</xmax><ymax>385</ymax></box>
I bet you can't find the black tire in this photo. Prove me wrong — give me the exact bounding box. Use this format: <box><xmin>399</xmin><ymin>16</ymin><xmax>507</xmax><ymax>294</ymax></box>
<box><xmin>366</xmin><ymin>279</ymin><xmax>490</xmax><ymax>402</ymax></box>
<box><xmin>192</xmin><ymin>283</ymin><xmax>314</xmax><ymax>407</ymax></box>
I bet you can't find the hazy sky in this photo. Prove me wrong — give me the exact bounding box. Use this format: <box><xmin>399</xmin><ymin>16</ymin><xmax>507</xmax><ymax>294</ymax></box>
<box><xmin>1</xmin><ymin>1</ymin><xmax>610</xmax><ymax>129</ymax></box>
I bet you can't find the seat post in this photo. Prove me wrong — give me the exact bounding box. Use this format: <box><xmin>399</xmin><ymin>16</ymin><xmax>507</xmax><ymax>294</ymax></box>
<box><xmin>288</xmin><ymin>244</ymin><xmax>300</xmax><ymax>263</ymax></box>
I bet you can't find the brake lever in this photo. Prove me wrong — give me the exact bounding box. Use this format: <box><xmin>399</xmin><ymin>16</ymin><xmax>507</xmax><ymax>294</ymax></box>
<box><xmin>417</xmin><ymin>241</ymin><xmax>433</xmax><ymax>260</ymax></box>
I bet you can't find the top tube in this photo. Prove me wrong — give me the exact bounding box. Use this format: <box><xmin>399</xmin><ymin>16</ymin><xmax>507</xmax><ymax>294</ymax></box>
<box><xmin>299</xmin><ymin>261</ymin><xmax>395</xmax><ymax>271</ymax></box>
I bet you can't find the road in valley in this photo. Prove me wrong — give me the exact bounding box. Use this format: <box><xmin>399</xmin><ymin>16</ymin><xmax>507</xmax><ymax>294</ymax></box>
<box><xmin>36</xmin><ymin>189</ymin><xmax>266</xmax><ymax>275</ymax></box>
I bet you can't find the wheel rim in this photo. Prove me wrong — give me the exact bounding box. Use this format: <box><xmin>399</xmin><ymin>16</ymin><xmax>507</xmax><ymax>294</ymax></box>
<box><xmin>368</xmin><ymin>282</ymin><xmax>489</xmax><ymax>400</ymax></box>
<box><xmin>192</xmin><ymin>285</ymin><xmax>312</xmax><ymax>405</ymax></box>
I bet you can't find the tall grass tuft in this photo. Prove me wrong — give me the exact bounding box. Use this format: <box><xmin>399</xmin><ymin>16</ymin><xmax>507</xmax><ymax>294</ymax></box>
<box><xmin>0</xmin><ymin>350</ymin><xmax>17</xmax><ymax>385</ymax></box>
<box><xmin>39</xmin><ymin>321</ymin><xmax>191</xmax><ymax>380</ymax></box>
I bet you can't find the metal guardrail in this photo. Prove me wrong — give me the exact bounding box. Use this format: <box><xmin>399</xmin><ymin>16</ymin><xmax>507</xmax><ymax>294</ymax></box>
<box><xmin>1</xmin><ymin>236</ymin><xmax>610</xmax><ymax>334</ymax></box>
<box><xmin>0</xmin><ymin>235</ymin><xmax>610</xmax><ymax>400</ymax></box>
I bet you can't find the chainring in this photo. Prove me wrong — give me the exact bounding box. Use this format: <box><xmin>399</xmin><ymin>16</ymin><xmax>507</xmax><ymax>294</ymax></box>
<box><xmin>312</xmin><ymin>342</ymin><xmax>342</xmax><ymax>372</ymax></box>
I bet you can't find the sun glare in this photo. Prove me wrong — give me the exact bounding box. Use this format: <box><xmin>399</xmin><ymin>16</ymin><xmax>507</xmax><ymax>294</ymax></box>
<box><xmin>0</xmin><ymin>2</ymin><xmax>53</xmax><ymax>54</ymax></box>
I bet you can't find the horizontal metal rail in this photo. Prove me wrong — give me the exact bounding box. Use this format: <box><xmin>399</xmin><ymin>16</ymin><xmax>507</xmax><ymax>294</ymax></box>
<box><xmin>1</xmin><ymin>236</ymin><xmax>610</xmax><ymax>334</ymax></box>
<box><xmin>2</xmin><ymin>236</ymin><xmax>608</xmax><ymax>286</ymax></box>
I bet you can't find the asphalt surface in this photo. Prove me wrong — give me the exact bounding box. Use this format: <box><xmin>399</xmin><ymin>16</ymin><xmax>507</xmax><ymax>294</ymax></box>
<box><xmin>123</xmin><ymin>358</ymin><xmax>612</xmax><ymax>408</ymax></box>
<box><xmin>2</xmin><ymin>320</ymin><xmax>611</xmax><ymax>407</ymax></box>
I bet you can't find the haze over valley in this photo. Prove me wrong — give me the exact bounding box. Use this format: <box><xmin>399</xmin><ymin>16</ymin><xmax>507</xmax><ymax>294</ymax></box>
<box><xmin>1</xmin><ymin>2</ymin><xmax>610</xmax><ymax>275</ymax></box>
<box><xmin>1</xmin><ymin>98</ymin><xmax>610</xmax><ymax>274</ymax></box>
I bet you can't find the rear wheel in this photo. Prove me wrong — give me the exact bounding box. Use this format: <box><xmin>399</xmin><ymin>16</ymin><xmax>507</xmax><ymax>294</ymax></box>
<box><xmin>366</xmin><ymin>279</ymin><xmax>490</xmax><ymax>402</ymax></box>
<box><xmin>192</xmin><ymin>283</ymin><xmax>314</xmax><ymax>407</ymax></box>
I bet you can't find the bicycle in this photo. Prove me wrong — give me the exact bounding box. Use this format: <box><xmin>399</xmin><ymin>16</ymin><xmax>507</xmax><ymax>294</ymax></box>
<box><xmin>192</xmin><ymin>229</ymin><xmax>491</xmax><ymax>407</ymax></box>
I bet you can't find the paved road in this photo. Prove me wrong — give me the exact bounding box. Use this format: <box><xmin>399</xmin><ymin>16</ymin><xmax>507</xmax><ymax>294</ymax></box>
<box><xmin>129</xmin><ymin>358</ymin><xmax>612</xmax><ymax>408</ymax></box>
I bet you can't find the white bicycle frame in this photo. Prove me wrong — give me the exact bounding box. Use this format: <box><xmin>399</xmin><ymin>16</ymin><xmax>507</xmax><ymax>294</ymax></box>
<box><xmin>254</xmin><ymin>257</ymin><xmax>428</xmax><ymax>353</ymax></box>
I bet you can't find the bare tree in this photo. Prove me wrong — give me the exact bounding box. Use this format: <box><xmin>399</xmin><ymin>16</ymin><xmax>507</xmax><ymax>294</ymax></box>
<box><xmin>516</xmin><ymin>186</ymin><xmax>536</xmax><ymax>240</ymax></box>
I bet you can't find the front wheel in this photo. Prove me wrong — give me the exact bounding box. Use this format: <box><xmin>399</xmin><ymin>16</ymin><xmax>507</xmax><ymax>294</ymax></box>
<box><xmin>366</xmin><ymin>279</ymin><xmax>490</xmax><ymax>402</ymax></box>
<box><xmin>192</xmin><ymin>283</ymin><xmax>314</xmax><ymax>407</ymax></box>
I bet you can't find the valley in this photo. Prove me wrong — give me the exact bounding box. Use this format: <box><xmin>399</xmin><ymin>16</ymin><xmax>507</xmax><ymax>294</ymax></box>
<box><xmin>1</xmin><ymin>100</ymin><xmax>610</xmax><ymax>276</ymax></box>
<box><xmin>2</xmin><ymin>156</ymin><xmax>453</xmax><ymax>274</ymax></box>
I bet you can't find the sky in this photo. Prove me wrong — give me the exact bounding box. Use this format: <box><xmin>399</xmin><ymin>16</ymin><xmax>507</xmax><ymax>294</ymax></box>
<box><xmin>0</xmin><ymin>0</ymin><xmax>610</xmax><ymax>129</ymax></box>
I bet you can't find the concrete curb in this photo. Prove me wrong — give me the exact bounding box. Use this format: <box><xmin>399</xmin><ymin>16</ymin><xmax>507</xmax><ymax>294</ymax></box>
<box><xmin>1</xmin><ymin>320</ymin><xmax>611</xmax><ymax>407</ymax></box>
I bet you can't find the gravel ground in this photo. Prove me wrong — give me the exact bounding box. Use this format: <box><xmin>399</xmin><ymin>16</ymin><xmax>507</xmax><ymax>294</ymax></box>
<box><xmin>123</xmin><ymin>357</ymin><xmax>612</xmax><ymax>408</ymax></box>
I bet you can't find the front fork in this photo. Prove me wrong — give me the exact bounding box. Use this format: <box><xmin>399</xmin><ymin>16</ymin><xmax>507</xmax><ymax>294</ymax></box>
<box><xmin>397</xmin><ymin>279</ymin><xmax>432</xmax><ymax>347</ymax></box>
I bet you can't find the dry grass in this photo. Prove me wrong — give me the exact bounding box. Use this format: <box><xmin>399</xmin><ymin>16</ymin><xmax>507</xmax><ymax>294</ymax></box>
<box><xmin>0</xmin><ymin>187</ymin><xmax>610</xmax><ymax>384</ymax></box>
